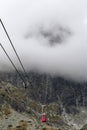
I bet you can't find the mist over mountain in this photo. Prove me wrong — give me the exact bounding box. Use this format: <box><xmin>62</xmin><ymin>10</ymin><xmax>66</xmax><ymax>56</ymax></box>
<box><xmin>0</xmin><ymin>1</ymin><xmax>87</xmax><ymax>130</ymax></box>
<box><xmin>25</xmin><ymin>24</ymin><xmax>71</xmax><ymax>46</ymax></box>
<box><xmin>0</xmin><ymin>0</ymin><xmax>87</xmax><ymax>82</ymax></box>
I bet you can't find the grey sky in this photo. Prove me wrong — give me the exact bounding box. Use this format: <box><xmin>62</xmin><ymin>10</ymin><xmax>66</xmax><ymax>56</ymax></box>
<box><xmin>0</xmin><ymin>0</ymin><xmax>87</xmax><ymax>81</ymax></box>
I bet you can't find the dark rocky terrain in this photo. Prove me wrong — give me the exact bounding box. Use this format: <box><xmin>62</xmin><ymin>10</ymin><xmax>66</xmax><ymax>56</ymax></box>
<box><xmin>0</xmin><ymin>72</ymin><xmax>87</xmax><ymax>107</ymax></box>
<box><xmin>0</xmin><ymin>72</ymin><xmax>87</xmax><ymax>130</ymax></box>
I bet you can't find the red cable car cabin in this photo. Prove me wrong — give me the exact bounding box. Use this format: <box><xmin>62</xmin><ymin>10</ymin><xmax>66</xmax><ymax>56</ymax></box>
<box><xmin>41</xmin><ymin>113</ymin><xmax>47</xmax><ymax>122</ymax></box>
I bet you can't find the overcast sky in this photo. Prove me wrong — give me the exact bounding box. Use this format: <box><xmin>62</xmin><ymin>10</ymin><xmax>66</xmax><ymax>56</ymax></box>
<box><xmin>0</xmin><ymin>0</ymin><xmax>87</xmax><ymax>81</ymax></box>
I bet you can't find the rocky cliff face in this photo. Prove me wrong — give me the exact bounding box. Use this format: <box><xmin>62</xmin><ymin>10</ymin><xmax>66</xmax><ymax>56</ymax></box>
<box><xmin>0</xmin><ymin>72</ymin><xmax>87</xmax><ymax>110</ymax></box>
<box><xmin>0</xmin><ymin>82</ymin><xmax>72</xmax><ymax>130</ymax></box>
<box><xmin>0</xmin><ymin>72</ymin><xmax>87</xmax><ymax>130</ymax></box>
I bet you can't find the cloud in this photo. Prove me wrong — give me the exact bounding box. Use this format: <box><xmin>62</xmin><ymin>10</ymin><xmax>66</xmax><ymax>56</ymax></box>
<box><xmin>0</xmin><ymin>0</ymin><xmax>87</xmax><ymax>81</ymax></box>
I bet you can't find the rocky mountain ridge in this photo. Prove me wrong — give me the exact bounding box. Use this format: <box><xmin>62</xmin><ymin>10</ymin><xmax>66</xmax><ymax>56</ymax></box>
<box><xmin>0</xmin><ymin>72</ymin><xmax>87</xmax><ymax>130</ymax></box>
<box><xmin>0</xmin><ymin>72</ymin><xmax>87</xmax><ymax>107</ymax></box>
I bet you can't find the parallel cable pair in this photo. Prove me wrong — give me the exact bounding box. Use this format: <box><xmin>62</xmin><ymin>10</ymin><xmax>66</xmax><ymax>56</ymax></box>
<box><xmin>0</xmin><ymin>19</ymin><xmax>33</xmax><ymax>88</ymax></box>
<box><xmin>0</xmin><ymin>43</ymin><xmax>26</xmax><ymax>87</ymax></box>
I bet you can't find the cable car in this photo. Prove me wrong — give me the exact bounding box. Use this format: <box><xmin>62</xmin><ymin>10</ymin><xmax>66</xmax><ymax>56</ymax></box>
<box><xmin>41</xmin><ymin>113</ymin><xmax>47</xmax><ymax>122</ymax></box>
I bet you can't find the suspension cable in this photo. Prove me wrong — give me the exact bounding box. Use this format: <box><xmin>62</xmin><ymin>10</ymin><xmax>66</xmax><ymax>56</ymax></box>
<box><xmin>0</xmin><ymin>43</ymin><xmax>27</xmax><ymax>87</ymax></box>
<box><xmin>0</xmin><ymin>19</ymin><xmax>33</xmax><ymax>87</ymax></box>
